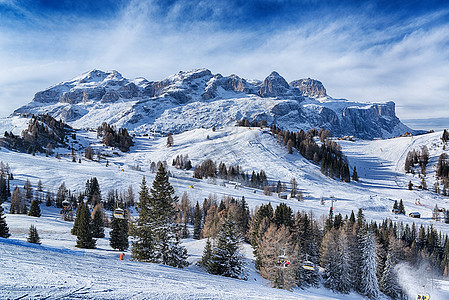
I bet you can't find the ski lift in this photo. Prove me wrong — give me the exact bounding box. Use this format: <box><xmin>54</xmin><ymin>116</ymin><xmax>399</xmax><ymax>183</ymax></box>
<box><xmin>276</xmin><ymin>250</ymin><xmax>290</xmax><ymax>268</ymax></box>
<box><xmin>302</xmin><ymin>260</ymin><xmax>315</xmax><ymax>271</ymax></box>
<box><xmin>417</xmin><ymin>294</ymin><xmax>430</xmax><ymax>300</ymax></box>
<box><xmin>113</xmin><ymin>208</ymin><xmax>125</xmax><ymax>219</ymax></box>
<box><xmin>60</xmin><ymin>200</ymin><xmax>72</xmax><ymax>214</ymax></box>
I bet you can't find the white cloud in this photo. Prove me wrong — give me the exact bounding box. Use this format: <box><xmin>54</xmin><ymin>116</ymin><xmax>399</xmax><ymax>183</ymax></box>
<box><xmin>0</xmin><ymin>1</ymin><xmax>448</xmax><ymax>120</ymax></box>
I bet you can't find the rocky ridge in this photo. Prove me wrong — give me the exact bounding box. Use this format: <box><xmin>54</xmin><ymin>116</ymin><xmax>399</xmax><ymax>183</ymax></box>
<box><xmin>13</xmin><ymin>68</ymin><xmax>414</xmax><ymax>139</ymax></box>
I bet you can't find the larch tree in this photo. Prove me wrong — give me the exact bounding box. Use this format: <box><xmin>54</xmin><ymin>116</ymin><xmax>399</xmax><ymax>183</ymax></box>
<box><xmin>10</xmin><ymin>187</ymin><xmax>25</xmax><ymax>214</ymax></box>
<box><xmin>258</xmin><ymin>223</ymin><xmax>296</xmax><ymax>290</ymax></box>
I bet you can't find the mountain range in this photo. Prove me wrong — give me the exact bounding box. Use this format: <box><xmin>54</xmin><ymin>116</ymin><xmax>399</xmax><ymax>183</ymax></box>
<box><xmin>13</xmin><ymin>69</ymin><xmax>414</xmax><ymax>139</ymax></box>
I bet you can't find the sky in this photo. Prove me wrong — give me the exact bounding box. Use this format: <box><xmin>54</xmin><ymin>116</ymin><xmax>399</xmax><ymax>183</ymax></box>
<box><xmin>0</xmin><ymin>0</ymin><xmax>449</xmax><ymax>120</ymax></box>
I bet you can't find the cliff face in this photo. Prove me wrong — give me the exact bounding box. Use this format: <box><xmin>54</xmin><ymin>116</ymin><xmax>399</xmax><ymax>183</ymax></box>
<box><xmin>13</xmin><ymin>69</ymin><xmax>414</xmax><ymax>139</ymax></box>
<box><xmin>290</xmin><ymin>78</ymin><xmax>327</xmax><ymax>98</ymax></box>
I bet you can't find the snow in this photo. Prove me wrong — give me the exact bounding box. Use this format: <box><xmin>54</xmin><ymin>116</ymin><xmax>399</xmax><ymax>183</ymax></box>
<box><xmin>1</xmin><ymin>203</ymin><xmax>367</xmax><ymax>300</ymax></box>
<box><xmin>1</xmin><ymin>120</ymin><xmax>449</xmax><ymax>298</ymax></box>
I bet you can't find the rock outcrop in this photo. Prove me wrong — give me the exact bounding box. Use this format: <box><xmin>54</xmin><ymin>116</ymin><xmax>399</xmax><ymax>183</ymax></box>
<box><xmin>290</xmin><ymin>78</ymin><xmax>327</xmax><ymax>98</ymax></box>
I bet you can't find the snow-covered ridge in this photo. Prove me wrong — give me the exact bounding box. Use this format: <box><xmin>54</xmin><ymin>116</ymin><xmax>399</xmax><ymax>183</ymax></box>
<box><xmin>12</xmin><ymin>68</ymin><xmax>416</xmax><ymax>139</ymax></box>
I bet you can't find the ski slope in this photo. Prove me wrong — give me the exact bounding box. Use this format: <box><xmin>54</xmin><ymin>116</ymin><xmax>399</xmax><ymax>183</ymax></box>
<box><xmin>1</xmin><ymin>204</ymin><xmax>368</xmax><ymax>300</ymax></box>
<box><xmin>1</xmin><ymin>120</ymin><xmax>449</xmax><ymax>298</ymax></box>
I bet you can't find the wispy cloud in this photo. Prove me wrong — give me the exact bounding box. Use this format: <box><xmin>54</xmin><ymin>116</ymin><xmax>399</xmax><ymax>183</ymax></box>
<box><xmin>0</xmin><ymin>0</ymin><xmax>448</xmax><ymax>119</ymax></box>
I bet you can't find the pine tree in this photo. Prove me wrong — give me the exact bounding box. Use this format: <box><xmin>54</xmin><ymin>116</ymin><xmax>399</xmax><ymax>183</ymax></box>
<box><xmin>27</xmin><ymin>225</ymin><xmax>41</xmax><ymax>244</ymax></box>
<box><xmin>379</xmin><ymin>251</ymin><xmax>400</xmax><ymax>299</ymax></box>
<box><xmin>357</xmin><ymin>229</ymin><xmax>379</xmax><ymax>299</ymax></box>
<box><xmin>130</xmin><ymin>176</ymin><xmax>156</xmax><ymax>262</ymax></box>
<box><xmin>201</xmin><ymin>237</ymin><xmax>213</xmax><ymax>270</ymax></box>
<box><xmin>193</xmin><ymin>201</ymin><xmax>202</xmax><ymax>240</ymax></box>
<box><xmin>0</xmin><ymin>175</ymin><xmax>7</xmax><ymax>204</ymax></box>
<box><xmin>28</xmin><ymin>200</ymin><xmax>41</xmax><ymax>217</ymax></box>
<box><xmin>206</xmin><ymin>218</ymin><xmax>245</xmax><ymax>279</ymax></box>
<box><xmin>110</xmin><ymin>214</ymin><xmax>129</xmax><ymax>251</ymax></box>
<box><xmin>71</xmin><ymin>201</ymin><xmax>83</xmax><ymax>235</ymax></box>
<box><xmin>75</xmin><ymin>202</ymin><xmax>96</xmax><ymax>249</ymax></box>
<box><xmin>352</xmin><ymin>166</ymin><xmax>359</xmax><ymax>181</ymax></box>
<box><xmin>131</xmin><ymin>167</ymin><xmax>188</xmax><ymax>268</ymax></box>
<box><xmin>91</xmin><ymin>203</ymin><xmax>105</xmax><ymax>238</ymax></box>
<box><xmin>398</xmin><ymin>199</ymin><xmax>405</xmax><ymax>215</ymax></box>
<box><xmin>274</xmin><ymin>203</ymin><xmax>293</xmax><ymax>228</ymax></box>
<box><xmin>392</xmin><ymin>200</ymin><xmax>398</xmax><ymax>213</ymax></box>
<box><xmin>320</xmin><ymin>228</ymin><xmax>351</xmax><ymax>293</ymax></box>
<box><xmin>0</xmin><ymin>204</ymin><xmax>10</xmax><ymax>238</ymax></box>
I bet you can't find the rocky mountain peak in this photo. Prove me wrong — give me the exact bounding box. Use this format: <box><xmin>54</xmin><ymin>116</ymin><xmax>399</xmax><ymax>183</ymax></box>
<box><xmin>76</xmin><ymin>69</ymin><xmax>124</xmax><ymax>84</ymax></box>
<box><xmin>290</xmin><ymin>78</ymin><xmax>327</xmax><ymax>98</ymax></box>
<box><xmin>259</xmin><ymin>71</ymin><xmax>291</xmax><ymax>98</ymax></box>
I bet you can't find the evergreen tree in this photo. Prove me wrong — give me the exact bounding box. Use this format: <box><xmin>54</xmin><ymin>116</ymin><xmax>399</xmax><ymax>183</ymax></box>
<box><xmin>201</xmin><ymin>237</ymin><xmax>213</xmax><ymax>270</ymax></box>
<box><xmin>0</xmin><ymin>175</ymin><xmax>7</xmax><ymax>204</ymax></box>
<box><xmin>75</xmin><ymin>202</ymin><xmax>96</xmax><ymax>249</ymax></box>
<box><xmin>131</xmin><ymin>167</ymin><xmax>188</xmax><ymax>268</ymax></box>
<box><xmin>0</xmin><ymin>204</ymin><xmax>10</xmax><ymax>238</ymax></box>
<box><xmin>27</xmin><ymin>224</ymin><xmax>41</xmax><ymax>244</ymax></box>
<box><xmin>379</xmin><ymin>252</ymin><xmax>400</xmax><ymax>299</ymax></box>
<box><xmin>320</xmin><ymin>228</ymin><xmax>351</xmax><ymax>293</ymax></box>
<box><xmin>357</xmin><ymin>229</ymin><xmax>379</xmax><ymax>299</ymax></box>
<box><xmin>193</xmin><ymin>201</ymin><xmax>202</xmax><ymax>239</ymax></box>
<box><xmin>91</xmin><ymin>203</ymin><xmax>105</xmax><ymax>238</ymax></box>
<box><xmin>71</xmin><ymin>201</ymin><xmax>83</xmax><ymax>235</ymax></box>
<box><xmin>110</xmin><ymin>214</ymin><xmax>129</xmax><ymax>251</ymax></box>
<box><xmin>130</xmin><ymin>176</ymin><xmax>155</xmax><ymax>262</ymax></box>
<box><xmin>274</xmin><ymin>203</ymin><xmax>293</xmax><ymax>228</ymax></box>
<box><xmin>206</xmin><ymin>218</ymin><xmax>245</xmax><ymax>279</ymax></box>
<box><xmin>85</xmin><ymin>177</ymin><xmax>101</xmax><ymax>206</ymax></box>
<box><xmin>28</xmin><ymin>200</ymin><xmax>41</xmax><ymax>217</ymax></box>
<box><xmin>392</xmin><ymin>200</ymin><xmax>398</xmax><ymax>213</ymax></box>
<box><xmin>398</xmin><ymin>199</ymin><xmax>405</xmax><ymax>215</ymax></box>
<box><xmin>352</xmin><ymin>166</ymin><xmax>359</xmax><ymax>182</ymax></box>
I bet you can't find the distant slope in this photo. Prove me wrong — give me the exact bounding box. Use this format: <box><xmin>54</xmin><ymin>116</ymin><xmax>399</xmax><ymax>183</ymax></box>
<box><xmin>12</xmin><ymin>69</ymin><xmax>414</xmax><ymax>139</ymax></box>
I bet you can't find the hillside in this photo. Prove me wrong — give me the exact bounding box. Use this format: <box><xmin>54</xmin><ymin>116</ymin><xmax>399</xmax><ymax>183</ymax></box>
<box><xmin>1</xmin><ymin>117</ymin><xmax>449</xmax><ymax>298</ymax></box>
<box><xmin>0</xmin><ymin>117</ymin><xmax>448</xmax><ymax>231</ymax></box>
<box><xmin>12</xmin><ymin>69</ymin><xmax>414</xmax><ymax>139</ymax></box>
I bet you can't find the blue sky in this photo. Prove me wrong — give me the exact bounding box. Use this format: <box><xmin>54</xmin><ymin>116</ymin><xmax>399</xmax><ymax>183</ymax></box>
<box><xmin>1</xmin><ymin>0</ymin><xmax>449</xmax><ymax>120</ymax></box>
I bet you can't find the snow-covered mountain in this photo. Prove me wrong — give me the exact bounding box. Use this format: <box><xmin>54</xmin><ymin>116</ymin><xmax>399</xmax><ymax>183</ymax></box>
<box><xmin>13</xmin><ymin>69</ymin><xmax>414</xmax><ymax>139</ymax></box>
